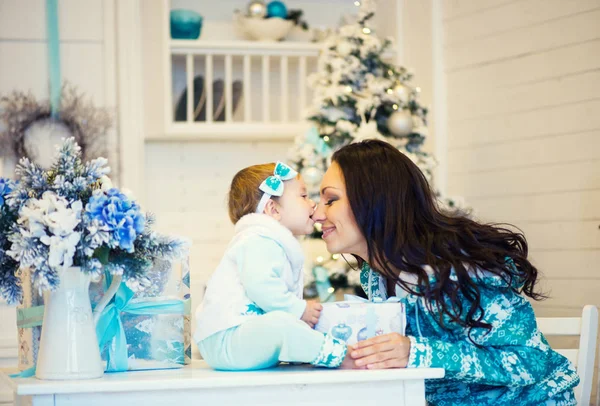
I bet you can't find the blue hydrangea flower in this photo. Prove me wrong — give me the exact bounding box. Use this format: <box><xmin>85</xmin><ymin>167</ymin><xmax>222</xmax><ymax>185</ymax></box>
<box><xmin>0</xmin><ymin>178</ymin><xmax>15</xmax><ymax>206</ymax></box>
<box><xmin>86</xmin><ymin>188</ymin><xmax>145</xmax><ymax>253</ymax></box>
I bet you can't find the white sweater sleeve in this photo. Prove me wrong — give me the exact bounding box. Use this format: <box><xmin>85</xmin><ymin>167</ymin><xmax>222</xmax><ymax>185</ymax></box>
<box><xmin>236</xmin><ymin>236</ymin><xmax>307</xmax><ymax>319</ymax></box>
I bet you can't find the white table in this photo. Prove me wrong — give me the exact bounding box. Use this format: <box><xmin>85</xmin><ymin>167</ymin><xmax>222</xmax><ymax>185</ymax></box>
<box><xmin>1</xmin><ymin>361</ymin><xmax>444</xmax><ymax>406</ymax></box>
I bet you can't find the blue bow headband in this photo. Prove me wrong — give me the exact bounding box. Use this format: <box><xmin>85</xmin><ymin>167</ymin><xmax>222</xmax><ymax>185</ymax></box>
<box><xmin>255</xmin><ymin>161</ymin><xmax>298</xmax><ymax>213</ymax></box>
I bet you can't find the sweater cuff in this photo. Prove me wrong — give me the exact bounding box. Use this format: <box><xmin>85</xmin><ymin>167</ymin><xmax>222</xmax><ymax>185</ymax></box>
<box><xmin>311</xmin><ymin>333</ymin><xmax>348</xmax><ymax>368</ymax></box>
<box><xmin>407</xmin><ymin>335</ymin><xmax>433</xmax><ymax>368</ymax></box>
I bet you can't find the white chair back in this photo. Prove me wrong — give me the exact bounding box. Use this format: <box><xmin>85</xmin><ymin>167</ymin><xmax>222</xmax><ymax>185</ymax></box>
<box><xmin>537</xmin><ymin>305</ymin><xmax>598</xmax><ymax>405</ymax></box>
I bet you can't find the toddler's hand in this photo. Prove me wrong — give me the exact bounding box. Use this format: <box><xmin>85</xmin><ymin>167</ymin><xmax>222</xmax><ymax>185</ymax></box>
<box><xmin>301</xmin><ymin>301</ymin><xmax>323</xmax><ymax>328</ymax></box>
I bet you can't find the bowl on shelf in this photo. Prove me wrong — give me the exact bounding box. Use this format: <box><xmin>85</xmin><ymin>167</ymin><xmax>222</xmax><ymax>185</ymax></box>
<box><xmin>233</xmin><ymin>13</ymin><xmax>294</xmax><ymax>42</ymax></box>
<box><xmin>170</xmin><ymin>9</ymin><xmax>203</xmax><ymax>40</ymax></box>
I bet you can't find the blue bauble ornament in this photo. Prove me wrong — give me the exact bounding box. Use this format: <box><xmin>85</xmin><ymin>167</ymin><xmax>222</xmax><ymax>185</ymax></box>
<box><xmin>267</xmin><ymin>1</ymin><xmax>287</xmax><ymax>18</ymax></box>
<box><xmin>331</xmin><ymin>323</ymin><xmax>353</xmax><ymax>342</ymax></box>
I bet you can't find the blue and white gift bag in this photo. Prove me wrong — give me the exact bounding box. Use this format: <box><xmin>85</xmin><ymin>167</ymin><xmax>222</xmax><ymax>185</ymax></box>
<box><xmin>90</xmin><ymin>257</ymin><xmax>192</xmax><ymax>372</ymax></box>
<box><xmin>315</xmin><ymin>295</ymin><xmax>405</xmax><ymax>345</ymax></box>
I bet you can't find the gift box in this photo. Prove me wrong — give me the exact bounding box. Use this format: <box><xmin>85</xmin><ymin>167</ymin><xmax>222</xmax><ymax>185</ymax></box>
<box><xmin>90</xmin><ymin>257</ymin><xmax>192</xmax><ymax>372</ymax></box>
<box><xmin>15</xmin><ymin>268</ymin><xmax>44</xmax><ymax>374</ymax></box>
<box><xmin>314</xmin><ymin>296</ymin><xmax>405</xmax><ymax>345</ymax></box>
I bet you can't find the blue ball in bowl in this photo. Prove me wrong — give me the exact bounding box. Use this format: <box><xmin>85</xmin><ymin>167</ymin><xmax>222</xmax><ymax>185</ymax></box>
<box><xmin>266</xmin><ymin>1</ymin><xmax>287</xmax><ymax>19</ymax></box>
<box><xmin>170</xmin><ymin>9</ymin><xmax>203</xmax><ymax>40</ymax></box>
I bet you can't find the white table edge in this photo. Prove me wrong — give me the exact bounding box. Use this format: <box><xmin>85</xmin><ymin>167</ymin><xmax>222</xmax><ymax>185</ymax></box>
<box><xmin>3</xmin><ymin>362</ymin><xmax>445</xmax><ymax>396</ymax></box>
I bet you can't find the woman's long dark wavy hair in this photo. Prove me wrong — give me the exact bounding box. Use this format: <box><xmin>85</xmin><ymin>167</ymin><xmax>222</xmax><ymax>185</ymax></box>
<box><xmin>332</xmin><ymin>140</ymin><xmax>546</xmax><ymax>335</ymax></box>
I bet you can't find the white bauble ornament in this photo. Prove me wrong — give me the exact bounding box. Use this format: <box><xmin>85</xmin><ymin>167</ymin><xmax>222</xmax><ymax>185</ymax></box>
<box><xmin>393</xmin><ymin>84</ymin><xmax>410</xmax><ymax>103</ymax></box>
<box><xmin>247</xmin><ymin>1</ymin><xmax>267</xmax><ymax>18</ymax></box>
<box><xmin>301</xmin><ymin>166</ymin><xmax>323</xmax><ymax>187</ymax></box>
<box><xmin>23</xmin><ymin>119</ymin><xmax>72</xmax><ymax>168</ymax></box>
<box><xmin>337</xmin><ymin>41</ymin><xmax>354</xmax><ymax>56</ymax></box>
<box><xmin>387</xmin><ymin>110</ymin><xmax>414</xmax><ymax>137</ymax></box>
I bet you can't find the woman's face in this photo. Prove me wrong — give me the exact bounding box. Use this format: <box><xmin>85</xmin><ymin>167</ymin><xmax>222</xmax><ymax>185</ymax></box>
<box><xmin>312</xmin><ymin>162</ymin><xmax>368</xmax><ymax>259</ymax></box>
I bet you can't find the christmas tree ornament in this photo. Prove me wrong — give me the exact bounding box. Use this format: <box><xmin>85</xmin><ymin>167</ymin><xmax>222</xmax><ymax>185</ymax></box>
<box><xmin>387</xmin><ymin>110</ymin><xmax>413</xmax><ymax>137</ymax></box>
<box><xmin>266</xmin><ymin>1</ymin><xmax>287</xmax><ymax>18</ymax></box>
<box><xmin>247</xmin><ymin>1</ymin><xmax>267</xmax><ymax>18</ymax></box>
<box><xmin>300</xmin><ymin>166</ymin><xmax>323</xmax><ymax>187</ymax></box>
<box><xmin>392</xmin><ymin>83</ymin><xmax>410</xmax><ymax>103</ymax></box>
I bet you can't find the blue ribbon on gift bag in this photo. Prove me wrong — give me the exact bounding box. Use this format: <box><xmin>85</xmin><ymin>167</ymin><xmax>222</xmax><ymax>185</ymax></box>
<box><xmin>95</xmin><ymin>282</ymin><xmax>188</xmax><ymax>372</ymax></box>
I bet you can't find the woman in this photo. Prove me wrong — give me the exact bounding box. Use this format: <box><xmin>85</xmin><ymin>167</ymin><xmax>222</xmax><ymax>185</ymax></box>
<box><xmin>312</xmin><ymin>140</ymin><xmax>578</xmax><ymax>405</ymax></box>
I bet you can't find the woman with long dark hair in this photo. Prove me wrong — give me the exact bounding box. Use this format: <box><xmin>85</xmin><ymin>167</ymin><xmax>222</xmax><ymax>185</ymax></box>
<box><xmin>312</xmin><ymin>140</ymin><xmax>578</xmax><ymax>405</ymax></box>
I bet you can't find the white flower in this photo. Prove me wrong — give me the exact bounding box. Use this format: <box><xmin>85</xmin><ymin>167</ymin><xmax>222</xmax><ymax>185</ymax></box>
<box><xmin>42</xmin><ymin>232</ymin><xmax>81</xmax><ymax>269</ymax></box>
<box><xmin>15</xmin><ymin>191</ymin><xmax>82</xmax><ymax>270</ymax></box>
<box><xmin>46</xmin><ymin>200</ymin><xmax>82</xmax><ymax>237</ymax></box>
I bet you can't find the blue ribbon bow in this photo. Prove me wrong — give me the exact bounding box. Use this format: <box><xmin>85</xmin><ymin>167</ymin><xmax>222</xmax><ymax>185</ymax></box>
<box><xmin>95</xmin><ymin>282</ymin><xmax>187</xmax><ymax>372</ymax></box>
<box><xmin>258</xmin><ymin>161</ymin><xmax>298</xmax><ymax>197</ymax></box>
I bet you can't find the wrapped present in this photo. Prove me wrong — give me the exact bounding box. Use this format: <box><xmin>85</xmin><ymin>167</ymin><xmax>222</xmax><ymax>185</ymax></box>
<box><xmin>90</xmin><ymin>257</ymin><xmax>192</xmax><ymax>372</ymax></box>
<box><xmin>15</xmin><ymin>268</ymin><xmax>44</xmax><ymax>375</ymax></box>
<box><xmin>315</xmin><ymin>295</ymin><xmax>405</xmax><ymax>345</ymax></box>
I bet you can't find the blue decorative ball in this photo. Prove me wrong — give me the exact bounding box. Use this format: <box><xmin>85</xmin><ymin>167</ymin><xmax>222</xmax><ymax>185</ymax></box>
<box><xmin>266</xmin><ymin>1</ymin><xmax>287</xmax><ymax>18</ymax></box>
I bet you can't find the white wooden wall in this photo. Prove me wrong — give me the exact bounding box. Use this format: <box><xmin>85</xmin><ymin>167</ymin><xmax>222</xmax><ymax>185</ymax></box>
<box><xmin>442</xmin><ymin>1</ymin><xmax>600</xmax><ymax>403</ymax></box>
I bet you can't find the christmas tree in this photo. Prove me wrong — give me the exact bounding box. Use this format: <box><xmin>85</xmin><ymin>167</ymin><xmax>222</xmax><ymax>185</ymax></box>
<box><xmin>289</xmin><ymin>0</ymin><xmax>461</xmax><ymax>299</ymax></box>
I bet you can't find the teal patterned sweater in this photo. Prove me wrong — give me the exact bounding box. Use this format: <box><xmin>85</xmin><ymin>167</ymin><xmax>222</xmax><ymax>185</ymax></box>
<box><xmin>360</xmin><ymin>262</ymin><xmax>579</xmax><ymax>406</ymax></box>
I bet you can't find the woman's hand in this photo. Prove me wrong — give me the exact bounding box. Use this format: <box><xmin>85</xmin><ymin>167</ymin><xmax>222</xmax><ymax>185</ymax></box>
<box><xmin>350</xmin><ymin>333</ymin><xmax>411</xmax><ymax>369</ymax></box>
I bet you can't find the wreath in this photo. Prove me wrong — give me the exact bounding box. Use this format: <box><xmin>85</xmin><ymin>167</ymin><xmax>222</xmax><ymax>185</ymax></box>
<box><xmin>0</xmin><ymin>84</ymin><xmax>112</xmax><ymax>168</ymax></box>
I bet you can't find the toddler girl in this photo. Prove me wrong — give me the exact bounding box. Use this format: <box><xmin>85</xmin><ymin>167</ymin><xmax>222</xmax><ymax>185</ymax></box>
<box><xmin>195</xmin><ymin>162</ymin><xmax>350</xmax><ymax>370</ymax></box>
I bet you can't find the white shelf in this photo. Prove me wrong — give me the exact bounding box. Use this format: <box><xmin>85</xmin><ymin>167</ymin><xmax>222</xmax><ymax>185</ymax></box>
<box><xmin>170</xmin><ymin>40</ymin><xmax>323</xmax><ymax>56</ymax></box>
<box><xmin>160</xmin><ymin>0</ymin><xmax>397</xmax><ymax>142</ymax></box>
<box><xmin>148</xmin><ymin>122</ymin><xmax>306</xmax><ymax>142</ymax></box>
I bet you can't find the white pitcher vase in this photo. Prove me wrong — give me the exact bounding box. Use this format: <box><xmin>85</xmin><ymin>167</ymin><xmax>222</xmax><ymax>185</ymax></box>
<box><xmin>35</xmin><ymin>266</ymin><xmax>121</xmax><ymax>380</ymax></box>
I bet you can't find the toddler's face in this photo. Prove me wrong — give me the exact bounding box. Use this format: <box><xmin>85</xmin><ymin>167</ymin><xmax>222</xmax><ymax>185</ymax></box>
<box><xmin>277</xmin><ymin>177</ymin><xmax>316</xmax><ymax>236</ymax></box>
